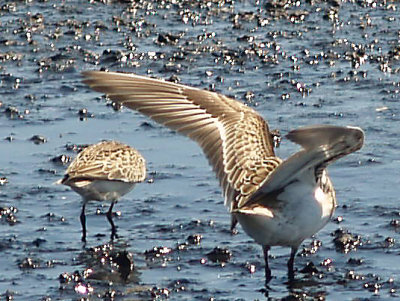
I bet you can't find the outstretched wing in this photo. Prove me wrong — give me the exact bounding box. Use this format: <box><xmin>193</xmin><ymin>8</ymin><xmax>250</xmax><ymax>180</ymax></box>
<box><xmin>245</xmin><ymin>125</ymin><xmax>364</xmax><ymax>207</ymax></box>
<box><xmin>82</xmin><ymin>71</ymin><xmax>280</xmax><ymax>211</ymax></box>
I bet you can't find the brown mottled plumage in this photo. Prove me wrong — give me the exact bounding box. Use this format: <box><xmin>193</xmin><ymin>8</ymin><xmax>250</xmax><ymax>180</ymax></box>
<box><xmin>82</xmin><ymin>71</ymin><xmax>364</xmax><ymax>283</ymax></box>
<box><xmin>57</xmin><ymin>140</ymin><xmax>146</xmax><ymax>242</ymax></box>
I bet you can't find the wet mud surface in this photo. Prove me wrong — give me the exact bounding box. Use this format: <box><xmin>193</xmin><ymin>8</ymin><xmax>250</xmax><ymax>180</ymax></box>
<box><xmin>0</xmin><ymin>0</ymin><xmax>399</xmax><ymax>300</ymax></box>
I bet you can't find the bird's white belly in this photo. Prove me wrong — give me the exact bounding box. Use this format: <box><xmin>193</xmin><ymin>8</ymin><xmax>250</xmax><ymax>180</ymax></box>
<box><xmin>71</xmin><ymin>180</ymin><xmax>136</xmax><ymax>202</ymax></box>
<box><xmin>235</xmin><ymin>181</ymin><xmax>334</xmax><ymax>248</ymax></box>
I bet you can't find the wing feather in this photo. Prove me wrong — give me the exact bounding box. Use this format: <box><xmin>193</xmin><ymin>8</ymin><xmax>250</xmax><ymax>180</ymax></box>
<box><xmin>82</xmin><ymin>71</ymin><xmax>278</xmax><ymax>211</ymax></box>
<box><xmin>246</xmin><ymin>125</ymin><xmax>364</xmax><ymax>208</ymax></box>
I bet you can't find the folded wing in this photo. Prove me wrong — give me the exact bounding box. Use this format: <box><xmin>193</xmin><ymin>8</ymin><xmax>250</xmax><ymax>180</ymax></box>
<box><xmin>64</xmin><ymin>141</ymin><xmax>146</xmax><ymax>183</ymax></box>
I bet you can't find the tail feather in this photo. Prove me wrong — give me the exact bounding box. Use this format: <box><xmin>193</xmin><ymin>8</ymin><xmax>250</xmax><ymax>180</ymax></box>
<box><xmin>54</xmin><ymin>178</ymin><xmax>64</xmax><ymax>185</ymax></box>
<box><xmin>54</xmin><ymin>174</ymin><xmax>69</xmax><ymax>185</ymax></box>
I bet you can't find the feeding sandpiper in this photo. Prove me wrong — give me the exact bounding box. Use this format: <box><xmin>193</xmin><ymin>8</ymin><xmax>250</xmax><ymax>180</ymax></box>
<box><xmin>82</xmin><ymin>71</ymin><xmax>364</xmax><ymax>283</ymax></box>
<box><xmin>57</xmin><ymin>140</ymin><xmax>146</xmax><ymax>242</ymax></box>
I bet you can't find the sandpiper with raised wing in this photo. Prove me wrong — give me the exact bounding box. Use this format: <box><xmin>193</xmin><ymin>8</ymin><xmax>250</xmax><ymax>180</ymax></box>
<box><xmin>82</xmin><ymin>71</ymin><xmax>364</xmax><ymax>283</ymax></box>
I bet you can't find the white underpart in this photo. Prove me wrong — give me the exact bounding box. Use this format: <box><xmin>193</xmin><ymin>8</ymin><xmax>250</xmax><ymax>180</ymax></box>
<box><xmin>70</xmin><ymin>180</ymin><xmax>136</xmax><ymax>203</ymax></box>
<box><xmin>314</xmin><ymin>186</ymin><xmax>333</xmax><ymax>218</ymax></box>
<box><xmin>235</xmin><ymin>170</ymin><xmax>334</xmax><ymax>248</ymax></box>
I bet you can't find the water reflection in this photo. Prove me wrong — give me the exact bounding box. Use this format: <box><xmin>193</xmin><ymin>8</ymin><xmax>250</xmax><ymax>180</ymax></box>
<box><xmin>59</xmin><ymin>240</ymin><xmax>145</xmax><ymax>299</ymax></box>
<box><xmin>260</xmin><ymin>277</ymin><xmax>327</xmax><ymax>300</ymax></box>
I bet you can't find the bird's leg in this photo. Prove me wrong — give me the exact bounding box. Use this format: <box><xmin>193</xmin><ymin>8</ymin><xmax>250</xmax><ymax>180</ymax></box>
<box><xmin>107</xmin><ymin>201</ymin><xmax>117</xmax><ymax>240</ymax></box>
<box><xmin>230</xmin><ymin>215</ymin><xmax>238</xmax><ymax>235</ymax></box>
<box><xmin>287</xmin><ymin>247</ymin><xmax>298</xmax><ymax>282</ymax></box>
<box><xmin>80</xmin><ymin>204</ymin><xmax>87</xmax><ymax>242</ymax></box>
<box><xmin>263</xmin><ymin>245</ymin><xmax>272</xmax><ymax>284</ymax></box>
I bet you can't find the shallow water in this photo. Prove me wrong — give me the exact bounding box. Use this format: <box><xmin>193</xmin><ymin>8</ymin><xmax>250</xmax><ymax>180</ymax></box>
<box><xmin>0</xmin><ymin>0</ymin><xmax>399</xmax><ymax>300</ymax></box>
